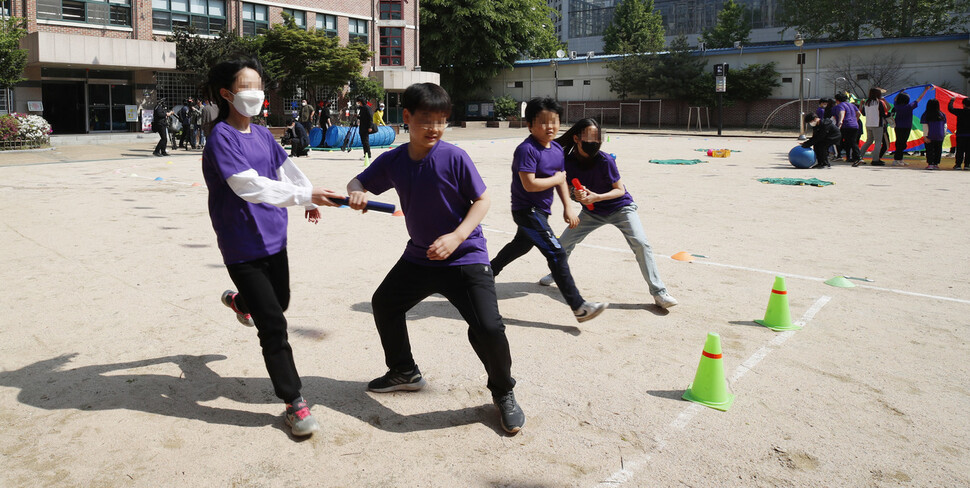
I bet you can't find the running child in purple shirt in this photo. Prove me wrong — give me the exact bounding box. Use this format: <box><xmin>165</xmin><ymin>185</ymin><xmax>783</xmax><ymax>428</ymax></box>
<box><xmin>346</xmin><ymin>83</ymin><xmax>525</xmax><ymax>435</ymax></box>
<box><xmin>490</xmin><ymin>97</ymin><xmax>607</xmax><ymax>323</ymax></box>
<box><xmin>536</xmin><ymin>118</ymin><xmax>678</xmax><ymax>309</ymax></box>
<box><xmin>201</xmin><ymin>57</ymin><xmax>344</xmax><ymax>437</ymax></box>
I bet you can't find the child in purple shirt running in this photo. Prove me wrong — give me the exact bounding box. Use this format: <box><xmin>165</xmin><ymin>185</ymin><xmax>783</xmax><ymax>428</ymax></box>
<box><xmin>346</xmin><ymin>83</ymin><xmax>525</xmax><ymax>435</ymax></box>
<box><xmin>490</xmin><ymin>97</ymin><xmax>607</xmax><ymax>323</ymax></box>
<box><xmin>536</xmin><ymin>118</ymin><xmax>678</xmax><ymax>309</ymax></box>
<box><xmin>201</xmin><ymin>57</ymin><xmax>343</xmax><ymax>437</ymax></box>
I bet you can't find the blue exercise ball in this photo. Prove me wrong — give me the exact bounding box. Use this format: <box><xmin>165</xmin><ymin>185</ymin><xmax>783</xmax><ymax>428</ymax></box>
<box><xmin>788</xmin><ymin>146</ymin><xmax>816</xmax><ymax>168</ymax></box>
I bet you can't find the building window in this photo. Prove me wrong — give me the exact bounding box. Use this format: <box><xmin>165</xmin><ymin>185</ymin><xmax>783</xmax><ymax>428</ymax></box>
<box><xmin>155</xmin><ymin>72</ymin><xmax>201</xmax><ymax>106</ymax></box>
<box><xmin>557</xmin><ymin>79</ymin><xmax>573</xmax><ymax>87</ymax></box>
<box><xmin>37</xmin><ymin>0</ymin><xmax>132</xmax><ymax>27</ymax></box>
<box><xmin>152</xmin><ymin>0</ymin><xmax>223</xmax><ymax>33</ymax></box>
<box><xmin>379</xmin><ymin>0</ymin><xmax>402</xmax><ymax>20</ymax></box>
<box><xmin>241</xmin><ymin>2</ymin><xmax>268</xmax><ymax>36</ymax></box>
<box><xmin>379</xmin><ymin>27</ymin><xmax>403</xmax><ymax>66</ymax></box>
<box><xmin>281</xmin><ymin>8</ymin><xmax>305</xmax><ymax>29</ymax></box>
<box><xmin>568</xmin><ymin>0</ymin><xmax>613</xmax><ymax>38</ymax></box>
<box><xmin>781</xmin><ymin>77</ymin><xmax>792</xmax><ymax>83</ymax></box>
<box><xmin>506</xmin><ymin>81</ymin><xmax>523</xmax><ymax>88</ymax></box>
<box><xmin>349</xmin><ymin>18</ymin><xmax>368</xmax><ymax>44</ymax></box>
<box><xmin>315</xmin><ymin>14</ymin><xmax>336</xmax><ymax>37</ymax></box>
<box><xmin>1</xmin><ymin>0</ymin><xmax>10</xmax><ymax>16</ymax></box>
<box><xmin>856</xmin><ymin>73</ymin><xmax>869</xmax><ymax>81</ymax></box>
<box><xmin>0</xmin><ymin>88</ymin><xmax>9</xmax><ymax>115</ymax></box>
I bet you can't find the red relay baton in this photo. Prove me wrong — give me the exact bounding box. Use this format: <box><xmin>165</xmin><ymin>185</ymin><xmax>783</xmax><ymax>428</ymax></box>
<box><xmin>571</xmin><ymin>178</ymin><xmax>594</xmax><ymax>210</ymax></box>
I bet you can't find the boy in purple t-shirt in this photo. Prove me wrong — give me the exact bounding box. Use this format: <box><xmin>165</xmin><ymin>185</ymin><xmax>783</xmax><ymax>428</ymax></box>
<box><xmin>346</xmin><ymin>83</ymin><xmax>525</xmax><ymax>435</ymax></box>
<box><xmin>490</xmin><ymin>97</ymin><xmax>607</xmax><ymax>323</ymax></box>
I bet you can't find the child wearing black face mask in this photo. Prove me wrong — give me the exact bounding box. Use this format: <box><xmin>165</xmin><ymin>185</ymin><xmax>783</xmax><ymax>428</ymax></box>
<box><xmin>537</xmin><ymin>118</ymin><xmax>678</xmax><ymax>310</ymax></box>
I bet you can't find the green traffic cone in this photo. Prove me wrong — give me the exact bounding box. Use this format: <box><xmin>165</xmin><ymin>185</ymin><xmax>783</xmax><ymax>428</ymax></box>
<box><xmin>682</xmin><ymin>332</ymin><xmax>734</xmax><ymax>411</ymax></box>
<box><xmin>364</xmin><ymin>154</ymin><xmax>370</xmax><ymax>167</ymax></box>
<box><xmin>754</xmin><ymin>276</ymin><xmax>800</xmax><ymax>331</ymax></box>
<box><xmin>824</xmin><ymin>276</ymin><xmax>856</xmax><ymax>288</ymax></box>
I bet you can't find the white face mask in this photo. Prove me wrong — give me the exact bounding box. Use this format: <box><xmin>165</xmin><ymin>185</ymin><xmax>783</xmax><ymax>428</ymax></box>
<box><xmin>225</xmin><ymin>89</ymin><xmax>264</xmax><ymax>117</ymax></box>
<box><xmin>810</xmin><ymin>120</ymin><xmax>819</xmax><ymax>127</ymax></box>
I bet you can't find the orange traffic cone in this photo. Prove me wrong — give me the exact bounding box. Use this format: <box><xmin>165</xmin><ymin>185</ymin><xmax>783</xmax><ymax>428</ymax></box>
<box><xmin>682</xmin><ymin>332</ymin><xmax>734</xmax><ymax>411</ymax></box>
<box><xmin>754</xmin><ymin>276</ymin><xmax>800</xmax><ymax>331</ymax></box>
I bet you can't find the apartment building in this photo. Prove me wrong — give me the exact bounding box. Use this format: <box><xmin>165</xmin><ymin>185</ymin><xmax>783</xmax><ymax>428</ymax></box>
<box><xmin>8</xmin><ymin>0</ymin><xmax>435</xmax><ymax>134</ymax></box>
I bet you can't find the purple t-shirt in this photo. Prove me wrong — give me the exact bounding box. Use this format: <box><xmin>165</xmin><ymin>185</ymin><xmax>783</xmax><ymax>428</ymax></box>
<box><xmin>893</xmin><ymin>101</ymin><xmax>918</xmax><ymax>129</ymax></box>
<box><xmin>355</xmin><ymin>140</ymin><xmax>489</xmax><ymax>267</ymax></box>
<box><xmin>564</xmin><ymin>151</ymin><xmax>634</xmax><ymax>216</ymax></box>
<box><xmin>921</xmin><ymin>112</ymin><xmax>947</xmax><ymax>141</ymax></box>
<box><xmin>202</xmin><ymin>122</ymin><xmax>289</xmax><ymax>265</ymax></box>
<box><xmin>835</xmin><ymin>102</ymin><xmax>859</xmax><ymax>129</ymax></box>
<box><xmin>510</xmin><ymin>137</ymin><xmax>563</xmax><ymax>213</ymax></box>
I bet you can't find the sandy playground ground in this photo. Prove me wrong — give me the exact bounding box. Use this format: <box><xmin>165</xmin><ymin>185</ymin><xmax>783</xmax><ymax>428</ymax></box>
<box><xmin>1</xmin><ymin>127</ymin><xmax>969</xmax><ymax>487</ymax></box>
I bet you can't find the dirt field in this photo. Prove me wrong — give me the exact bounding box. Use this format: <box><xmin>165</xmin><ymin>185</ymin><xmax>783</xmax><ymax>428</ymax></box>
<box><xmin>1</xmin><ymin>128</ymin><xmax>968</xmax><ymax>487</ymax></box>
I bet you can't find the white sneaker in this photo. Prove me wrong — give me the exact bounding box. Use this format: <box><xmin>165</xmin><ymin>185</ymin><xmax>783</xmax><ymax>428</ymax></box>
<box><xmin>654</xmin><ymin>291</ymin><xmax>678</xmax><ymax>309</ymax></box>
<box><xmin>538</xmin><ymin>274</ymin><xmax>555</xmax><ymax>286</ymax></box>
<box><xmin>573</xmin><ymin>301</ymin><xmax>608</xmax><ymax>323</ymax></box>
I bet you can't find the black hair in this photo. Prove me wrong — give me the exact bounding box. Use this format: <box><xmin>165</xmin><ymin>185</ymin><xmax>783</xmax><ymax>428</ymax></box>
<box><xmin>834</xmin><ymin>93</ymin><xmax>848</xmax><ymax>102</ymax></box>
<box><xmin>402</xmin><ymin>83</ymin><xmax>452</xmax><ymax>115</ymax></box>
<box><xmin>555</xmin><ymin>118</ymin><xmax>602</xmax><ymax>156</ymax></box>
<box><xmin>804</xmin><ymin>112</ymin><xmax>819</xmax><ymax>123</ymax></box>
<box><xmin>895</xmin><ymin>92</ymin><xmax>910</xmax><ymax>105</ymax></box>
<box><xmin>923</xmin><ymin>99</ymin><xmax>944</xmax><ymax>122</ymax></box>
<box><xmin>205</xmin><ymin>56</ymin><xmax>263</xmax><ymax>123</ymax></box>
<box><xmin>865</xmin><ymin>87</ymin><xmax>883</xmax><ymax>104</ymax></box>
<box><xmin>524</xmin><ymin>97</ymin><xmax>563</xmax><ymax>124</ymax></box>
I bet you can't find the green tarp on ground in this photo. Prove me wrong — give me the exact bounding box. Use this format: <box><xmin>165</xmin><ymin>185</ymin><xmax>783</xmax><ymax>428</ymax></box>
<box><xmin>757</xmin><ymin>177</ymin><xmax>834</xmax><ymax>187</ymax></box>
<box><xmin>649</xmin><ymin>159</ymin><xmax>705</xmax><ymax>165</ymax></box>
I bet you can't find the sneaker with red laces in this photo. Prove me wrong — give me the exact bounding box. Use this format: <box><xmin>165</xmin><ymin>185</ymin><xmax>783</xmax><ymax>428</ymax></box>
<box><xmin>220</xmin><ymin>290</ymin><xmax>255</xmax><ymax>327</ymax></box>
<box><xmin>285</xmin><ymin>397</ymin><xmax>320</xmax><ymax>437</ymax></box>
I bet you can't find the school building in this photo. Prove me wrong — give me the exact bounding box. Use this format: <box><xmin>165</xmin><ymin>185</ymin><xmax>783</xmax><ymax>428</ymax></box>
<box><xmin>6</xmin><ymin>0</ymin><xmax>436</xmax><ymax>134</ymax></box>
<box><xmin>488</xmin><ymin>34</ymin><xmax>969</xmax><ymax>129</ymax></box>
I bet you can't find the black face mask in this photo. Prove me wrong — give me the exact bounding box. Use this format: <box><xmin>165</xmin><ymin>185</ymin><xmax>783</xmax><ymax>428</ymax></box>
<box><xmin>581</xmin><ymin>141</ymin><xmax>601</xmax><ymax>156</ymax></box>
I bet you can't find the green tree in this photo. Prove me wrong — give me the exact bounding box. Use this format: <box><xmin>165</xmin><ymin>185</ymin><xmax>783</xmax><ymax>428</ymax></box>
<box><xmin>645</xmin><ymin>35</ymin><xmax>707</xmax><ymax>104</ymax></box>
<box><xmin>347</xmin><ymin>74</ymin><xmax>385</xmax><ymax>104</ymax></box>
<box><xmin>493</xmin><ymin>94</ymin><xmax>518</xmax><ymax>120</ymax></box>
<box><xmin>0</xmin><ymin>17</ymin><xmax>29</xmax><ymax>89</ymax></box>
<box><xmin>602</xmin><ymin>0</ymin><xmax>665</xmax><ymax>54</ymax></box>
<box><xmin>258</xmin><ymin>14</ymin><xmax>371</xmax><ymax>98</ymax></box>
<box><xmin>420</xmin><ymin>0</ymin><xmax>562</xmax><ymax>104</ymax></box>
<box><xmin>875</xmin><ymin>0</ymin><xmax>969</xmax><ymax>37</ymax></box>
<box><xmin>605</xmin><ymin>52</ymin><xmax>654</xmax><ymax>99</ymax></box>
<box><xmin>778</xmin><ymin>0</ymin><xmax>877</xmax><ymax>40</ymax></box>
<box><xmin>167</xmin><ymin>27</ymin><xmax>260</xmax><ymax>93</ymax></box>
<box><xmin>726</xmin><ymin>62</ymin><xmax>781</xmax><ymax>124</ymax></box>
<box><xmin>699</xmin><ymin>0</ymin><xmax>752</xmax><ymax>49</ymax></box>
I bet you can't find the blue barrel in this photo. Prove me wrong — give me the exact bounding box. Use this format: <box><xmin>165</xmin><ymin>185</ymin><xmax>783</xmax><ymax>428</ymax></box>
<box><xmin>308</xmin><ymin>127</ymin><xmax>323</xmax><ymax>147</ymax></box>
<box><xmin>324</xmin><ymin>126</ymin><xmax>396</xmax><ymax>148</ymax></box>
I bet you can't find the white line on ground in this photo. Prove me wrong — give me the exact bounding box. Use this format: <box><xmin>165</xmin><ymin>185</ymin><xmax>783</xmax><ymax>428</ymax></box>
<box><xmin>592</xmin><ymin>296</ymin><xmax>831</xmax><ymax>487</ymax></box>
<box><xmin>480</xmin><ymin>226</ymin><xmax>970</xmax><ymax>305</ymax></box>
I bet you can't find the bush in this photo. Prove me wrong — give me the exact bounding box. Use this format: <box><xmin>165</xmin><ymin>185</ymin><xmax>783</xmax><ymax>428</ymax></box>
<box><xmin>13</xmin><ymin>113</ymin><xmax>52</xmax><ymax>144</ymax></box>
<box><xmin>0</xmin><ymin>115</ymin><xmax>18</xmax><ymax>141</ymax></box>
<box><xmin>493</xmin><ymin>94</ymin><xmax>518</xmax><ymax>120</ymax></box>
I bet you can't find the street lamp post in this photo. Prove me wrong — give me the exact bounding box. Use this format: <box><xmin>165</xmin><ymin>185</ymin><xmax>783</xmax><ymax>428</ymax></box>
<box><xmin>834</xmin><ymin>76</ymin><xmax>847</xmax><ymax>98</ymax></box>
<box><xmin>795</xmin><ymin>33</ymin><xmax>806</xmax><ymax>140</ymax></box>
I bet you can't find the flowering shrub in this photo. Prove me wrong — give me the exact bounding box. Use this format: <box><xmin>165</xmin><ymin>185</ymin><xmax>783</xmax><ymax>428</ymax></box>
<box><xmin>0</xmin><ymin>115</ymin><xmax>18</xmax><ymax>141</ymax></box>
<box><xmin>13</xmin><ymin>113</ymin><xmax>52</xmax><ymax>144</ymax></box>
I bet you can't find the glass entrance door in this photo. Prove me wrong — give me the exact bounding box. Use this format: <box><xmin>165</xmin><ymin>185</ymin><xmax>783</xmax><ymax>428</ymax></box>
<box><xmin>88</xmin><ymin>82</ymin><xmax>133</xmax><ymax>132</ymax></box>
<box><xmin>88</xmin><ymin>84</ymin><xmax>111</xmax><ymax>131</ymax></box>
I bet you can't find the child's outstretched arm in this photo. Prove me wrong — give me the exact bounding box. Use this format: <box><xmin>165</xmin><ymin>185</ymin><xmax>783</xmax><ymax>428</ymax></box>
<box><xmin>427</xmin><ymin>190</ymin><xmax>491</xmax><ymax>261</ymax></box>
<box><xmin>556</xmin><ymin>181</ymin><xmax>579</xmax><ymax>228</ymax></box>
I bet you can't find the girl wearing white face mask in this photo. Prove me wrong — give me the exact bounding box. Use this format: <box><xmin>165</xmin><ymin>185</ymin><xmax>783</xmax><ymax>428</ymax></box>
<box><xmin>200</xmin><ymin>57</ymin><xmax>343</xmax><ymax>438</ymax></box>
<box><xmin>535</xmin><ymin>118</ymin><xmax>678</xmax><ymax>310</ymax></box>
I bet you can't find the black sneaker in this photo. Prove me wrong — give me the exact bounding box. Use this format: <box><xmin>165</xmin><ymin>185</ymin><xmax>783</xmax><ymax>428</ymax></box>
<box><xmin>494</xmin><ymin>391</ymin><xmax>525</xmax><ymax>434</ymax></box>
<box><xmin>367</xmin><ymin>366</ymin><xmax>426</xmax><ymax>392</ymax></box>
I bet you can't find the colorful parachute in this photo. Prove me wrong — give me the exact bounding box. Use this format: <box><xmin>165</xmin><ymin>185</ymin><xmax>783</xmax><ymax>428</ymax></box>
<box><xmin>858</xmin><ymin>84</ymin><xmax>965</xmax><ymax>153</ymax></box>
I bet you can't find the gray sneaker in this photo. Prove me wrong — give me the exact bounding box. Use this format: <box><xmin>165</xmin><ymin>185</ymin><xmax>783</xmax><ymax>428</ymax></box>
<box><xmin>494</xmin><ymin>391</ymin><xmax>525</xmax><ymax>434</ymax></box>
<box><xmin>538</xmin><ymin>273</ymin><xmax>555</xmax><ymax>286</ymax></box>
<box><xmin>284</xmin><ymin>397</ymin><xmax>320</xmax><ymax>437</ymax></box>
<box><xmin>221</xmin><ymin>290</ymin><xmax>255</xmax><ymax>327</ymax></box>
<box><xmin>367</xmin><ymin>366</ymin><xmax>427</xmax><ymax>393</ymax></box>
<box><xmin>573</xmin><ymin>301</ymin><xmax>608</xmax><ymax>323</ymax></box>
<box><xmin>654</xmin><ymin>291</ymin><xmax>678</xmax><ymax>309</ymax></box>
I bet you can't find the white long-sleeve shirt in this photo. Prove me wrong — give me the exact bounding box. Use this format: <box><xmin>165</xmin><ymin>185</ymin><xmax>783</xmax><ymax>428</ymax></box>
<box><xmin>226</xmin><ymin>157</ymin><xmax>317</xmax><ymax>210</ymax></box>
